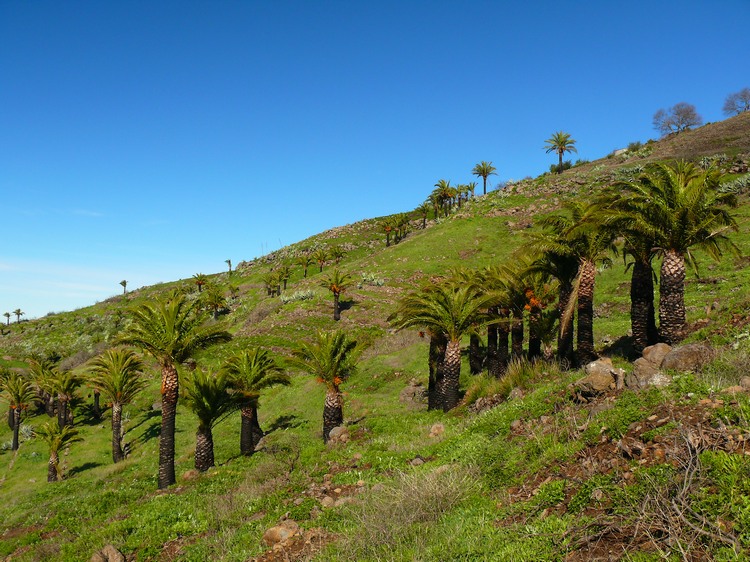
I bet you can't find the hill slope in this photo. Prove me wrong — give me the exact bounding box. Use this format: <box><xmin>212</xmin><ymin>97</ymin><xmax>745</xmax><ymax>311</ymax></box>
<box><xmin>1</xmin><ymin>114</ymin><xmax>750</xmax><ymax>561</ymax></box>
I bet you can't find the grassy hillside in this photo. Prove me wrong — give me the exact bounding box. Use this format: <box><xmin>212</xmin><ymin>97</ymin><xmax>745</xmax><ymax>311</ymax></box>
<box><xmin>1</xmin><ymin>114</ymin><xmax>750</xmax><ymax>561</ymax></box>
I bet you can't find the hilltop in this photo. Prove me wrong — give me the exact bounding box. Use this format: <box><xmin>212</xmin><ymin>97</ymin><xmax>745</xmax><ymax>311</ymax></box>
<box><xmin>1</xmin><ymin>112</ymin><xmax>750</xmax><ymax>561</ymax></box>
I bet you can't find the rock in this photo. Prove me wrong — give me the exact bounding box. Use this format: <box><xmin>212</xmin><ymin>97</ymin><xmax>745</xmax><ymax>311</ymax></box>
<box><xmin>428</xmin><ymin>423</ymin><xmax>445</xmax><ymax>438</ymax></box>
<box><xmin>510</xmin><ymin>419</ymin><xmax>523</xmax><ymax>431</ymax></box>
<box><xmin>574</xmin><ymin>369</ymin><xmax>614</xmax><ymax>397</ymax></box>
<box><xmin>399</xmin><ymin>380</ymin><xmax>427</xmax><ymax>404</ymax></box>
<box><xmin>293</xmin><ymin>497</ymin><xmax>305</xmax><ymax>506</ymax></box>
<box><xmin>410</xmin><ymin>456</ymin><xmax>425</xmax><ymax>466</ymax></box>
<box><xmin>352</xmin><ymin>453</ymin><xmax>363</xmax><ymax>462</ymax></box>
<box><xmin>661</xmin><ymin>343</ymin><xmax>714</xmax><ymax>372</ymax></box>
<box><xmin>626</xmin><ymin>358</ymin><xmax>661</xmax><ymax>389</ymax></box>
<box><xmin>584</xmin><ymin>357</ymin><xmax>614</xmax><ymax>377</ymax></box>
<box><xmin>648</xmin><ymin>373</ymin><xmax>673</xmax><ymax>388</ymax></box>
<box><xmin>262</xmin><ymin>519</ymin><xmax>300</xmax><ymax>546</ymax></box>
<box><xmin>90</xmin><ymin>545</ymin><xmax>125</xmax><ymax>562</ymax></box>
<box><xmin>334</xmin><ymin>497</ymin><xmax>356</xmax><ymax>507</ymax></box>
<box><xmin>356</xmin><ymin>480</ymin><xmax>365</xmax><ymax>487</ymax></box>
<box><xmin>320</xmin><ymin>496</ymin><xmax>335</xmax><ymax>508</ymax></box>
<box><xmin>722</xmin><ymin>386</ymin><xmax>746</xmax><ymax>394</ymax></box>
<box><xmin>642</xmin><ymin>343</ymin><xmax>672</xmax><ymax>367</ymax></box>
<box><xmin>508</xmin><ymin>387</ymin><xmax>524</xmax><ymax>400</ymax></box>
<box><xmin>741</xmin><ymin>377</ymin><xmax>750</xmax><ymax>390</ymax></box>
<box><xmin>327</xmin><ymin>426</ymin><xmax>349</xmax><ymax>444</ymax></box>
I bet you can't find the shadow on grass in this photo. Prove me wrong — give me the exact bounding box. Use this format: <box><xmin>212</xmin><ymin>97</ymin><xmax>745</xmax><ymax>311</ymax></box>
<box><xmin>265</xmin><ymin>414</ymin><xmax>308</xmax><ymax>433</ymax></box>
<box><xmin>68</xmin><ymin>461</ymin><xmax>103</xmax><ymax>477</ymax></box>
<box><xmin>600</xmin><ymin>335</ymin><xmax>637</xmax><ymax>360</ymax></box>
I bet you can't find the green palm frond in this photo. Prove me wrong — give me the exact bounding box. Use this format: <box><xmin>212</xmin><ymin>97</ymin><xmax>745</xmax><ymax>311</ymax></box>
<box><xmin>87</xmin><ymin>348</ymin><xmax>147</xmax><ymax>406</ymax></box>
<box><xmin>288</xmin><ymin>330</ymin><xmax>360</xmax><ymax>389</ymax></box>
<box><xmin>181</xmin><ymin>369</ymin><xmax>240</xmax><ymax>430</ymax></box>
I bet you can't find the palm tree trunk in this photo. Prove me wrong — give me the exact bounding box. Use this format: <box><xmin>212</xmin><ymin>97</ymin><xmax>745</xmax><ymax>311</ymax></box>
<box><xmin>93</xmin><ymin>390</ymin><xmax>101</xmax><ymax>420</ymax></box>
<box><xmin>111</xmin><ymin>402</ymin><xmax>124</xmax><ymax>463</ymax></box>
<box><xmin>240</xmin><ymin>405</ymin><xmax>263</xmax><ymax>455</ymax></box>
<box><xmin>44</xmin><ymin>392</ymin><xmax>55</xmax><ymax>417</ymax></box>
<box><xmin>469</xmin><ymin>334</ymin><xmax>483</xmax><ymax>375</ymax></box>
<box><xmin>528</xmin><ymin>311</ymin><xmax>542</xmax><ymax>360</ymax></box>
<box><xmin>558</xmin><ymin>151</ymin><xmax>563</xmax><ymax>173</ymax></box>
<box><xmin>57</xmin><ymin>398</ymin><xmax>68</xmax><ymax>430</ymax></box>
<box><xmin>557</xmin><ymin>281</ymin><xmax>575</xmax><ymax>367</ymax></box>
<box><xmin>659</xmin><ymin>249</ymin><xmax>686</xmax><ymax>345</ymax></box>
<box><xmin>630</xmin><ymin>258</ymin><xmax>658</xmax><ymax>353</ymax></box>
<box><xmin>333</xmin><ymin>293</ymin><xmax>341</xmax><ymax>321</ymax></box>
<box><xmin>195</xmin><ymin>425</ymin><xmax>215</xmax><ymax>472</ymax></box>
<box><xmin>439</xmin><ymin>339</ymin><xmax>462</xmax><ymax>412</ymax></box>
<box><xmin>486</xmin><ymin>308</ymin><xmax>499</xmax><ymax>377</ymax></box>
<box><xmin>158</xmin><ymin>363</ymin><xmax>179</xmax><ymax>489</ymax></box>
<box><xmin>497</xmin><ymin>311</ymin><xmax>510</xmax><ymax>374</ymax></box>
<box><xmin>577</xmin><ymin>259</ymin><xmax>597</xmax><ymax>364</ymax></box>
<box><xmin>483</xmin><ymin>177</ymin><xmax>487</xmax><ymax>196</ymax></box>
<box><xmin>11</xmin><ymin>408</ymin><xmax>20</xmax><ymax>451</ymax></box>
<box><xmin>511</xmin><ymin>315</ymin><xmax>524</xmax><ymax>359</ymax></box>
<box><xmin>323</xmin><ymin>386</ymin><xmax>343</xmax><ymax>443</ymax></box>
<box><xmin>428</xmin><ymin>332</ymin><xmax>447</xmax><ymax>410</ymax></box>
<box><xmin>48</xmin><ymin>452</ymin><xmax>60</xmax><ymax>482</ymax></box>
<box><xmin>7</xmin><ymin>407</ymin><xmax>14</xmax><ymax>430</ymax></box>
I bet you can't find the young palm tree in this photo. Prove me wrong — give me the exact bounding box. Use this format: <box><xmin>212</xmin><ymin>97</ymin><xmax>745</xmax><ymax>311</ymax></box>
<box><xmin>288</xmin><ymin>330</ymin><xmax>360</xmax><ymax>442</ymax></box>
<box><xmin>220</xmin><ymin>348</ymin><xmax>291</xmax><ymax>455</ymax></box>
<box><xmin>4</xmin><ymin>312</ymin><xmax>11</xmax><ymax>325</ymax></box>
<box><xmin>49</xmin><ymin>370</ymin><xmax>83</xmax><ymax>429</ymax></box>
<box><xmin>262</xmin><ymin>270</ymin><xmax>281</xmax><ymax>297</ymax></box>
<box><xmin>27</xmin><ymin>358</ymin><xmax>57</xmax><ymax>417</ymax></box>
<box><xmin>181</xmin><ymin>369</ymin><xmax>239</xmax><ymax>471</ymax></box>
<box><xmin>120</xmin><ymin>280</ymin><xmax>128</xmax><ymax>294</ymax></box>
<box><xmin>417</xmin><ymin>201</ymin><xmax>431</xmax><ymax>229</ymax></box>
<box><xmin>612</xmin><ymin>161</ymin><xmax>738</xmax><ymax>344</ymax></box>
<box><xmin>433</xmin><ymin>179</ymin><xmax>453</xmax><ymax>216</ymax></box>
<box><xmin>544</xmin><ymin>132</ymin><xmax>577</xmax><ymax>174</ymax></box>
<box><xmin>277</xmin><ymin>264</ymin><xmax>292</xmax><ymax>291</ymax></box>
<box><xmin>466</xmin><ymin>181</ymin><xmax>478</xmax><ymax>199</ymax></box>
<box><xmin>192</xmin><ymin>273</ymin><xmax>209</xmax><ymax>293</ymax></box>
<box><xmin>1</xmin><ymin>372</ymin><xmax>36</xmax><ymax>450</ymax></box>
<box><xmin>116</xmin><ymin>295</ymin><xmax>232</xmax><ymax>489</ymax></box>
<box><xmin>313</xmin><ymin>248</ymin><xmax>329</xmax><ymax>273</ymax></box>
<box><xmin>472</xmin><ymin>161</ymin><xmax>497</xmax><ymax>196</ymax></box>
<box><xmin>296</xmin><ymin>254</ymin><xmax>313</xmax><ymax>278</ymax></box>
<box><xmin>330</xmin><ymin>247</ymin><xmax>345</xmax><ymax>265</ymax></box>
<box><xmin>390</xmin><ymin>282</ymin><xmax>492</xmax><ymax>411</ymax></box>
<box><xmin>13</xmin><ymin>309</ymin><xmax>24</xmax><ymax>324</ymax></box>
<box><xmin>202</xmin><ymin>285</ymin><xmax>227</xmax><ymax>319</ymax></box>
<box><xmin>87</xmin><ymin>349</ymin><xmax>147</xmax><ymax>463</ymax></box>
<box><xmin>321</xmin><ymin>269</ymin><xmax>352</xmax><ymax>321</ymax></box>
<box><xmin>35</xmin><ymin>421</ymin><xmax>82</xmax><ymax>482</ymax></box>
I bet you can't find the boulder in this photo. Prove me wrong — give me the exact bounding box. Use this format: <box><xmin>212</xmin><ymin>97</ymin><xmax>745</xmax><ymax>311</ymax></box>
<box><xmin>428</xmin><ymin>423</ymin><xmax>445</xmax><ymax>438</ymax></box>
<box><xmin>399</xmin><ymin>379</ymin><xmax>427</xmax><ymax>404</ymax></box>
<box><xmin>90</xmin><ymin>545</ymin><xmax>125</xmax><ymax>562</ymax></box>
<box><xmin>741</xmin><ymin>377</ymin><xmax>750</xmax><ymax>390</ymax></box>
<box><xmin>262</xmin><ymin>519</ymin><xmax>300</xmax><ymax>546</ymax></box>
<box><xmin>574</xmin><ymin>365</ymin><xmax>614</xmax><ymax>397</ymax></box>
<box><xmin>626</xmin><ymin>358</ymin><xmax>661</xmax><ymax>389</ymax></box>
<box><xmin>327</xmin><ymin>426</ymin><xmax>349</xmax><ymax>444</ymax></box>
<box><xmin>661</xmin><ymin>343</ymin><xmax>714</xmax><ymax>372</ymax></box>
<box><xmin>642</xmin><ymin>343</ymin><xmax>672</xmax><ymax>367</ymax></box>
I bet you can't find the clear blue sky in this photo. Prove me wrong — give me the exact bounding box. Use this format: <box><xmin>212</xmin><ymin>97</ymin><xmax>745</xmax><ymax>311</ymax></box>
<box><xmin>1</xmin><ymin>0</ymin><xmax>748</xmax><ymax>318</ymax></box>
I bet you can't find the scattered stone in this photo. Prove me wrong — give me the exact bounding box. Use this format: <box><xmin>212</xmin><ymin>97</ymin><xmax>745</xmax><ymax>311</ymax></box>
<box><xmin>722</xmin><ymin>386</ymin><xmax>746</xmax><ymax>394</ymax></box>
<box><xmin>508</xmin><ymin>387</ymin><xmax>524</xmax><ymax>400</ymax></box>
<box><xmin>262</xmin><ymin>519</ymin><xmax>300</xmax><ymax>546</ymax></box>
<box><xmin>327</xmin><ymin>426</ymin><xmax>349</xmax><ymax>444</ymax></box>
<box><xmin>90</xmin><ymin>545</ymin><xmax>125</xmax><ymax>562</ymax></box>
<box><xmin>429</xmin><ymin>423</ymin><xmax>445</xmax><ymax>438</ymax></box>
<box><xmin>319</xmin><ymin>496</ymin><xmax>335</xmax><ymax>508</ymax></box>
<box><xmin>409</xmin><ymin>456</ymin><xmax>425</xmax><ymax>466</ymax></box>
<box><xmin>642</xmin><ymin>343</ymin><xmax>672</xmax><ymax>366</ymax></box>
<box><xmin>356</xmin><ymin>480</ymin><xmax>365</xmax><ymax>487</ymax></box>
<box><xmin>510</xmin><ymin>419</ymin><xmax>523</xmax><ymax>431</ymax></box>
<box><xmin>293</xmin><ymin>497</ymin><xmax>304</xmax><ymax>506</ymax></box>
<box><xmin>574</xmin><ymin>368</ymin><xmax>614</xmax><ymax>397</ymax></box>
<box><xmin>333</xmin><ymin>488</ymin><xmax>342</xmax><ymax>494</ymax></box>
<box><xmin>399</xmin><ymin>379</ymin><xmax>427</xmax><ymax>405</ymax></box>
<box><xmin>352</xmin><ymin>453</ymin><xmax>363</xmax><ymax>462</ymax></box>
<box><xmin>740</xmin><ymin>376</ymin><xmax>750</xmax><ymax>390</ymax></box>
<box><xmin>334</xmin><ymin>497</ymin><xmax>356</xmax><ymax>507</ymax></box>
<box><xmin>661</xmin><ymin>343</ymin><xmax>714</xmax><ymax>372</ymax></box>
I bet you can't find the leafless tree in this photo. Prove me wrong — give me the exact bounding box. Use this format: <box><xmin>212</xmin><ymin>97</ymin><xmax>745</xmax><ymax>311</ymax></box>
<box><xmin>723</xmin><ymin>87</ymin><xmax>750</xmax><ymax>116</ymax></box>
<box><xmin>652</xmin><ymin>102</ymin><xmax>702</xmax><ymax>135</ymax></box>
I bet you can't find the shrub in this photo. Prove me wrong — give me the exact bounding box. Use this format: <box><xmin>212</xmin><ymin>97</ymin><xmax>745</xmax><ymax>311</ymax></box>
<box><xmin>359</xmin><ymin>273</ymin><xmax>385</xmax><ymax>287</ymax></box>
<box><xmin>549</xmin><ymin>160</ymin><xmax>572</xmax><ymax>174</ymax></box>
<box><xmin>627</xmin><ymin>141</ymin><xmax>644</xmax><ymax>152</ymax></box>
<box><xmin>279</xmin><ymin>289</ymin><xmax>316</xmax><ymax>304</ymax></box>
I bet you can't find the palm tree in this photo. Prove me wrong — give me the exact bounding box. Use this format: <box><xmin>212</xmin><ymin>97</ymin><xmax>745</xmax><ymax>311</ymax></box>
<box><xmin>417</xmin><ymin>201</ymin><xmax>431</xmax><ymax>229</ymax></box>
<box><xmin>220</xmin><ymin>348</ymin><xmax>291</xmax><ymax>455</ymax></box>
<box><xmin>203</xmin><ymin>285</ymin><xmax>227</xmax><ymax>319</ymax></box>
<box><xmin>1</xmin><ymin>372</ymin><xmax>36</xmax><ymax>450</ymax></box>
<box><xmin>13</xmin><ymin>309</ymin><xmax>24</xmax><ymax>324</ymax></box>
<box><xmin>4</xmin><ymin>312</ymin><xmax>11</xmax><ymax>326</ymax></box>
<box><xmin>466</xmin><ymin>181</ymin><xmax>478</xmax><ymax>199</ymax></box>
<box><xmin>87</xmin><ymin>349</ymin><xmax>147</xmax><ymax>463</ymax></box>
<box><xmin>181</xmin><ymin>369</ymin><xmax>239</xmax><ymax>471</ymax></box>
<box><xmin>262</xmin><ymin>270</ymin><xmax>281</xmax><ymax>297</ymax></box>
<box><xmin>472</xmin><ymin>161</ymin><xmax>497</xmax><ymax>196</ymax></box>
<box><xmin>27</xmin><ymin>358</ymin><xmax>57</xmax><ymax>417</ymax></box>
<box><xmin>321</xmin><ymin>269</ymin><xmax>352</xmax><ymax>321</ymax></box>
<box><xmin>193</xmin><ymin>273</ymin><xmax>209</xmax><ymax>293</ymax></box>
<box><xmin>116</xmin><ymin>295</ymin><xmax>232</xmax><ymax>489</ymax></box>
<box><xmin>35</xmin><ymin>421</ymin><xmax>82</xmax><ymax>482</ymax></box>
<box><xmin>49</xmin><ymin>370</ymin><xmax>82</xmax><ymax>429</ymax></box>
<box><xmin>433</xmin><ymin>179</ymin><xmax>453</xmax><ymax>216</ymax></box>
<box><xmin>313</xmin><ymin>248</ymin><xmax>329</xmax><ymax>273</ymax></box>
<box><xmin>296</xmin><ymin>254</ymin><xmax>314</xmax><ymax>278</ymax></box>
<box><xmin>288</xmin><ymin>330</ymin><xmax>360</xmax><ymax>442</ymax></box>
<box><xmin>383</xmin><ymin>218</ymin><xmax>396</xmax><ymax>247</ymax></box>
<box><xmin>544</xmin><ymin>132</ymin><xmax>577</xmax><ymax>174</ymax></box>
<box><xmin>225</xmin><ymin>259</ymin><xmax>232</xmax><ymax>275</ymax></box>
<box><xmin>120</xmin><ymin>280</ymin><xmax>128</xmax><ymax>294</ymax></box>
<box><xmin>277</xmin><ymin>264</ymin><xmax>292</xmax><ymax>291</ymax></box>
<box><xmin>390</xmin><ymin>282</ymin><xmax>492</xmax><ymax>411</ymax></box>
<box><xmin>612</xmin><ymin>161</ymin><xmax>738</xmax><ymax>344</ymax></box>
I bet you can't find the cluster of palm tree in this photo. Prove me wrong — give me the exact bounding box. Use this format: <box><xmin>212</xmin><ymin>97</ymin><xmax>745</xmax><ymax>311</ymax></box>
<box><xmin>424</xmin><ymin>162</ymin><xmax>498</xmax><ymax>221</ymax></box>
<box><xmin>382</xmin><ymin>214</ymin><xmax>412</xmax><ymax>246</ymax></box>
<box><xmin>390</xmin><ymin>160</ymin><xmax>739</xmax><ymax>411</ymax></box>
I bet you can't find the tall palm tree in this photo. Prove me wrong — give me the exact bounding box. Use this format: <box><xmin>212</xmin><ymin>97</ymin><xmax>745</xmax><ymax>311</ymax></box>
<box><xmin>116</xmin><ymin>295</ymin><xmax>232</xmax><ymax>489</ymax></box>
<box><xmin>13</xmin><ymin>309</ymin><xmax>24</xmax><ymax>324</ymax></box>
<box><xmin>35</xmin><ymin>421</ymin><xmax>82</xmax><ymax>482</ymax></box>
<box><xmin>390</xmin><ymin>282</ymin><xmax>492</xmax><ymax>411</ymax></box>
<box><xmin>120</xmin><ymin>280</ymin><xmax>128</xmax><ymax>294</ymax></box>
<box><xmin>225</xmin><ymin>259</ymin><xmax>232</xmax><ymax>275</ymax></box>
<box><xmin>220</xmin><ymin>348</ymin><xmax>291</xmax><ymax>455</ymax></box>
<box><xmin>433</xmin><ymin>179</ymin><xmax>453</xmax><ymax>216</ymax></box>
<box><xmin>417</xmin><ymin>201</ymin><xmax>431</xmax><ymax>229</ymax></box>
<box><xmin>321</xmin><ymin>269</ymin><xmax>352</xmax><ymax>321</ymax></box>
<box><xmin>472</xmin><ymin>161</ymin><xmax>497</xmax><ymax>196</ymax></box>
<box><xmin>27</xmin><ymin>358</ymin><xmax>57</xmax><ymax>417</ymax></box>
<box><xmin>87</xmin><ymin>349</ymin><xmax>147</xmax><ymax>463</ymax></box>
<box><xmin>288</xmin><ymin>330</ymin><xmax>360</xmax><ymax>442</ymax></box>
<box><xmin>192</xmin><ymin>273</ymin><xmax>209</xmax><ymax>293</ymax></box>
<box><xmin>544</xmin><ymin>132</ymin><xmax>577</xmax><ymax>174</ymax></box>
<box><xmin>466</xmin><ymin>181</ymin><xmax>478</xmax><ymax>199</ymax></box>
<box><xmin>1</xmin><ymin>372</ymin><xmax>36</xmax><ymax>450</ymax></box>
<box><xmin>611</xmin><ymin>161</ymin><xmax>739</xmax><ymax>344</ymax></box>
<box><xmin>3</xmin><ymin>312</ymin><xmax>10</xmax><ymax>326</ymax></box>
<box><xmin>49</xmin><ymin>370</ymin><xmax>82</xmax><ymax>429</ymax></box>
<box><xmin>296</xmin><ymin>254</ymin><xmax>314</xmax><ymax>278</ymax></box>
<box><xmin>181</xmin><ymin>369</ymin><xmax>239</xmax><ymax>472</ymax></box>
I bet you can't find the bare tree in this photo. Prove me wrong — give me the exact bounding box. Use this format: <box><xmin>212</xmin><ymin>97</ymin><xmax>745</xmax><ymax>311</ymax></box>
<box><xmin>723</xmin><ymin>87</ymin><xmax>750</xmax><ymax>116</ymax></box>
<box><xmin>652</xmin><ymin>102</ymin><xmax>702</xmax><ymax>135</ymax></box>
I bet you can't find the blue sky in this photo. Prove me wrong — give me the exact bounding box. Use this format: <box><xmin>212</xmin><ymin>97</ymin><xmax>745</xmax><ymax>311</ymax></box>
<box><xmin>1</xmin><ymin>0</ymin><xmax>748</xmax><ymax>318</ymax></box>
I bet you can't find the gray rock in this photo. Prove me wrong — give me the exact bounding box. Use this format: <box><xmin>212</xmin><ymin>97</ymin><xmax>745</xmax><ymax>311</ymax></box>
<box><xmin>642</xmin><ymin>343</ymin><xmax>672</xmax><ymax>367</ymax></box>
<box><xmin>90</xmin><ymin>545</ymin><xmax>125</xmax><ymax>562</ymax></box>
<box><xmin>327</xmin><ymin>426</ymin><xmax>349</xmax><ymax>444</ymax></box>
<box><xmin>574</xmin><ymin>370</ymin><xmax>614</xmax><ymax>397</ymax></box>
<box><xmin>661</xmin><ymin>343</ymin><xmax>714</xmax><ymax>372</ymax></box>
<box><xmin>584</xmin><ymin>357</ymin><xmax>614</xmax><ymax>378</ymax></box>
<box><xmin>320</xmin><ymin>496</ymin><xmax>335</xmax><ymax>508</ymax></box>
